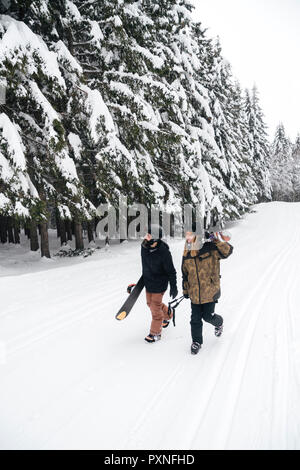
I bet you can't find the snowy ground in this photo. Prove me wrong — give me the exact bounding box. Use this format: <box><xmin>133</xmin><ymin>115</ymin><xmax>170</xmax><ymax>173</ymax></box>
<box><xmin>1</xmin><ymin>202</ymin><xmax>300</xmax><ymax>450</ymax></box>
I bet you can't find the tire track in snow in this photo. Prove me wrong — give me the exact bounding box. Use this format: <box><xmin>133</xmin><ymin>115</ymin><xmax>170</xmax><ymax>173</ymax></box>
<box><xmin>268</xmin><ymin>210</ymin><xmax>300</xmax><ymax>449</ymax></box>
<box><xmin>270</xmin><ymin>258</ymin><xmax>299</xmax><ymax>449</ymax></box>
<box><xmin>188</xmin><ymin>226</ymin><xmax>300</xmax><ymax>449</ymax></box>
<box><xmin>92</xmin><ymin>208</ymin><xmax>300</xmax><ymax>450</ymax></box>
<box><xmin>3</xmin><ymin>206</ymin><xmax>300</xmax><ymax>449</ymax></box>
<box><xmin>5</xmin><ymin>283</ymin><xmax>128</xmax><ymax>358</ymax></box>
<box><xmin>119</xmin><ymin>225</ymin><xmax>299</xmax><ymax>450</ymax></box>
<box><xmin>2</xmin><ymin>245</ymin><xmax>143</xmax><ymax>356</ymax></box>
<box><xmin>123</xmin><ymin>358</ymin><xmax>188</xmax><ymax>449</ymax></box>
<box><xmin>286</xmin><ymin>264</ymin><xmax>300</xmax><ymax>447</ymax></box>
<box><xmin>269</xmin><ymin>275</ymin><xmax>289</xmax><ymax>449</ymax></box>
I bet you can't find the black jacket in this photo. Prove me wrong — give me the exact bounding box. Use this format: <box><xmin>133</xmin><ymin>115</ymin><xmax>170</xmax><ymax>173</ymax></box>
<box><xmin>141</xmin><ymin>239</ymin><xmax>177</xmax><ymax>293</ymax></box>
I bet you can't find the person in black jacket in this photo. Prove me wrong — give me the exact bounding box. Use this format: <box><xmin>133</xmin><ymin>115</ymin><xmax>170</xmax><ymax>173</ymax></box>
<box><xmin>141</xmin><ymin>224</ymin><xmax>178</xmax><ymax>343</ymax></box>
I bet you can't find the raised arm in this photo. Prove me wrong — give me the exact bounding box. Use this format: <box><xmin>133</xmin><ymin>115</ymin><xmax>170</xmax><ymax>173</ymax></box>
<box><xmin>213</xmin><ymin>239</ymin><xmax>234</xmax><ymax>259</ymax></box>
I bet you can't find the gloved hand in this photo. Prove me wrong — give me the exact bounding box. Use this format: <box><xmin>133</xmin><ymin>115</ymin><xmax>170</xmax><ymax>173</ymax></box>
<box><xmin>169</xmin><ymin>286</ymin><xmax>178</xmax><ymax>299</ymax></box>
<box><xmin>219</xmin><ymin>231</ymin><xmax>231</xmax><ymax>242</ymax></box>
<box><xmin>210</xmin><ymin>231</ymin><xmax>231</xmax><ymax>243</ymax></box>
<box><xmin>127</xmin><ymin>283</ymin><xmax>136</xmax><ymax>294</ymax></box>
<box><xmin>209</xmin><ymin>232</ymin><xmax>218</xmax><ymax>242</ymax></box>
<box><xmin>183</xmin><ymin>293</ymin><xmax>189</xmax><ymax>299</ymax></box>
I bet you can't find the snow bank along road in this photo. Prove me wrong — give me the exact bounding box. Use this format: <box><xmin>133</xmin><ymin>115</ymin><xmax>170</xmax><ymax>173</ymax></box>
<box><xmin>0</xmin><ymin>202</ymin><xmax>300</xmax><ymax>450</ymax></box>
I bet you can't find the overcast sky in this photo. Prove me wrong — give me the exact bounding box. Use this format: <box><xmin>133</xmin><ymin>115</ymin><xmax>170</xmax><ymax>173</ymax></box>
<box><xmin>192</xmin><ymin>0</ymin><xmax>300</xmax><ymax>142</ymax></box>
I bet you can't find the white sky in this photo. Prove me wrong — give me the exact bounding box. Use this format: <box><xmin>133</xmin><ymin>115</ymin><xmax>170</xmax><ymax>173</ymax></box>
<box><xmin>192</xmin><ymin>0</ymin><xmax>300</xmax><ymax>142</ymax></box>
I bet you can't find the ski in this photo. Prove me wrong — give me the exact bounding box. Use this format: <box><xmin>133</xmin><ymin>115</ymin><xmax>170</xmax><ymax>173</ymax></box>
<box><xmin>115</xmin><ymin>275</ymin><xmax>145</xmax><ymax>321</ymax></box>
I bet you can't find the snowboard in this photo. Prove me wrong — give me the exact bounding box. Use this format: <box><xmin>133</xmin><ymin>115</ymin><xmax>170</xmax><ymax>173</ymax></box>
<box><xmin>115</xmin><ymin>275</ymin><xmax>145</xmax><ymax>321</ymax></box>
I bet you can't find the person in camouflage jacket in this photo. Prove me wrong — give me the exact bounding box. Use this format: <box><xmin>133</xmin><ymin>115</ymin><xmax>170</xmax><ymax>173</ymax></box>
<box><xmin>182</xmin><ymin>230</ymin><xmax>233</xmax><ymax>354</ymax></box>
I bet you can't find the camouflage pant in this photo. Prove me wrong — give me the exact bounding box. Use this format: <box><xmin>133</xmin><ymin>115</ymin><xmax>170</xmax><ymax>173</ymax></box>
<box><xmin>190</xmin><ymin>302</ymin><xmax>223</xmax><ymax>345</ymax></box>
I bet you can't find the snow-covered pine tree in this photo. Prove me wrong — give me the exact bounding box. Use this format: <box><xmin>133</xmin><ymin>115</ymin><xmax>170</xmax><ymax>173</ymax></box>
<box><xmin>199</xmin><ymin>36</ymin><xmax>259</xmax><ymax>220</ymax></box>
<box><xmin>291</xmin><ymin>134</ymin><xmax>300</xmax><ymax>201</ymax></box>
<box><xmin>143</xmin><ymin>0</ymin><xmax>227</xmax><ymax>226</ymax></box>
<box><xmin>69</xmin><ymin>0</ymin><xmax>232</xmax><ymax>228</ymax></box>
<box><xmin>0</xmin><ymin>111</ymin><xmax>39</xmax><ymax>242</ymax></box>
<box><xmin>70</xmin><ymin>0</ymin><xmax>180</xmax><ymax>212</ymax></box>
<box><xmin>229</xmin><ymin>80</ymin><xmax>260</xmax><ymax>209</ymax></box>
<box><xmin>49</xmin><ymin>0</ymin><xmax>108</xmax><ymax>245</ymax></box>
<box><xmin>269</xmin><ymin>123</ymin><xmax>294</xmax><ymax>201</ymax></box>
<box><xmin>0</xmin><ymin>1</ymin><xmax>95</xmax><ymax>255</ymax></box>
<box><xmin>244</xmin><ymin>86</ymin><xmax>272</xmax><ymax>202</ymax></box>
<box><xmin>0</xmin><ymin>0</ymin><xmax>275</xmax><ymax>251</ymax></box>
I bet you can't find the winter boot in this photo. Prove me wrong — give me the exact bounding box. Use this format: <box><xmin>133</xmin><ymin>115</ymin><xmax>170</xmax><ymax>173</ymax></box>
<box><xmin>215</xmin><ymin>322</ymin><xmax>223</xmax><ymax>337</ymax></box>
<box><xmin>191</xmin><ymin>342</ymin><xmax>201</xmax><ymax>355</ymax></box>
<box><xmin>145</xmin><ymin>333</ymin><xmax>161</xmax><ymax>343</ymax></box>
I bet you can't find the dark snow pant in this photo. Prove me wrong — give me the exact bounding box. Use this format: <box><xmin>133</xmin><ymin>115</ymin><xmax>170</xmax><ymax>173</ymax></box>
<box><xmin>190</xmin><ymin>302</ymin><xmax>223</xmax><ymax>345</ymax></box>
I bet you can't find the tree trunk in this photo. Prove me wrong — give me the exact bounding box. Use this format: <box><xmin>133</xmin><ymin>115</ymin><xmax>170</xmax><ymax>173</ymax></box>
<box><xmin>30</xmin><ymin>220</ymin><xmax>39</xmax><ymax>251</ymax></box>
<box><xmin>55</xmin><ymin>209</ymin><xmax>60</xmax><ymax>238</ymax></box>
<box><xmin>40</xmin><ymin>222</ymin><xmax>50</xmax><ymax>258</ymax></box>
<box><xmin>87</xmin><ymin>221</ymin><xmax>94</xmax><ymax>243</ymax></box>
<box><xmin>7</xmin><ymin>217</ymin><xmax>14</xmax><ymax>243</ymax></box>
<box><xmin>74</xmin><ymin>221</ymin><xmax>84</xmax><ymax>250</ymax></box>
<box><xmin>13</xmin><ymin>220</ymin><xmax>20</xmax><ymax>244</ymax></box>
<box><xmin>66</xmin><ymin>220</ymin><xmax>73</xmax><ymax>241</ymax></box>
<box><xmin>24</xmin><ymin>223</ymin><xmax>30</xmax><ymax>239</ymax></box>
<box><xmin>60</xmin><ymin>219</ymin><xmax>67</xmax><ymax>244</ymax></box>
<box><xmin>56</xmin><ymin>212</ymin><xmax>67</xmax><ymax>245</ymax></box>
<box><xmin>0</xmin><ymin>216</ymin><xmax>7</xmax><ymax>243</ymax></box>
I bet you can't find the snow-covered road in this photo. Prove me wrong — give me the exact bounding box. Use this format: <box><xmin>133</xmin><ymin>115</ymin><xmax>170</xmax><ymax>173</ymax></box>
<box><xmin>1</xmin><ymin>202</ymin><xmax>300</xmax><ymax>450</ymax></box>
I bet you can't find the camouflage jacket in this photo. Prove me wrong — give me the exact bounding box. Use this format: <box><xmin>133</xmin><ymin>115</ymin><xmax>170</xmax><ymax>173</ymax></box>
<box><xmin>182</xmin><ymin>237</ymin><xmax>233</xmax><ymax>304</ymax></box>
